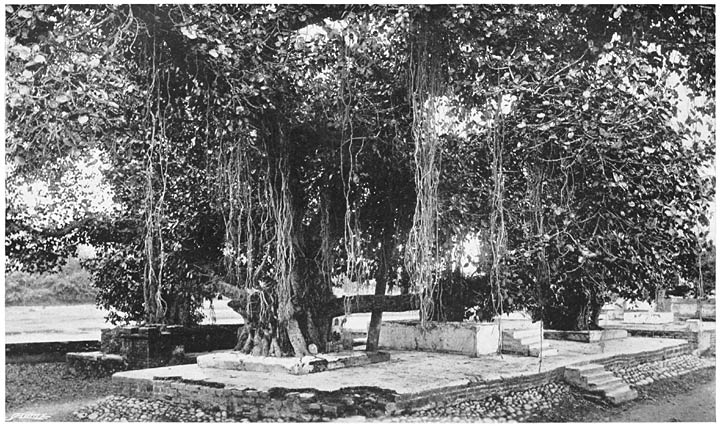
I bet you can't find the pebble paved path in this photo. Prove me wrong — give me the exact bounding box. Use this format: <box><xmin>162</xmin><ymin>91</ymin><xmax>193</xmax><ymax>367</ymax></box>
<box><xmin>74</xmin><ymin>396</ymin><xmax>238</xmax><ymax>422</ymax></box>
<box><xmin>71</xmin><ymin>354</ymin><xmax>712</xmax><ymax>422</ymax></box>
<box><xmin>608</xmin><ymin>354</ymin><xmax>712</xmax><ymax>387</ymax></box>
<box><xmin>384</xmin><ymin>382</ymin><xmax>572</xmax><ymax>422</ymax></box>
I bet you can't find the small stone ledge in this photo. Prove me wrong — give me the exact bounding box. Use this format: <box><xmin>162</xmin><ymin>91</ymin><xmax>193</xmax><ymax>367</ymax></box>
<box><xmin>196</xmin><ymin>350</ymin><xmax>391</xmax><ymax>375</ymax></box>
<box><xmin>67</xmin><ymin>351</ymin><xmax>128</xmax><ymax>377</ymax></box>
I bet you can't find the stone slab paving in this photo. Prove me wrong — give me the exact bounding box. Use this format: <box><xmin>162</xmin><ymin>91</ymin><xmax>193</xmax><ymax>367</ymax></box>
<box><xmin>114</xmin><ymin>337</ymin><xmax>684</xmax><ymax>395</ymax></box>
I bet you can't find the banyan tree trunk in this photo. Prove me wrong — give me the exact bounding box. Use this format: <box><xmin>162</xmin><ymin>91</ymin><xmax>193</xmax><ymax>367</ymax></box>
<box><xmin>228</xmin><ymin>292</ymin><xmax>420</xmax><ymax>356</ymax></box>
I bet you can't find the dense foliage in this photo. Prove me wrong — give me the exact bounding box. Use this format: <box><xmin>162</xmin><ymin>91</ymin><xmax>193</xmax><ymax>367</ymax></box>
<box><xmin>5</xmin><ymin>257</ymin><xmax>97</xmax><ymax>305</ymax></box>
<box><xmin>6</xmin><ymin>5</ymin><xmax>715</xmax><ymax>344</ymax></box>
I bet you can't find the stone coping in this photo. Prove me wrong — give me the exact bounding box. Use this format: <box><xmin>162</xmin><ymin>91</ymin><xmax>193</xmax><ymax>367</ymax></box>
<box><xmin>67</xmin><ymin>350</ymin><xmax>125</xmax><ymax>362</ymax></box>
<box><xmin>196</xmin><ymin>350</ymin><xmax>390</xmax><ymax>375</ymax></box>
<box><xmin>544</xmin><ymin>329</ymin><xmax>628</xmax><ymax>342</ymax></box>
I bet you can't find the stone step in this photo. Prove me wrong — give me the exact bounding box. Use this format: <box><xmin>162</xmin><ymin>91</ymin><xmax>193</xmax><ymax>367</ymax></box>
<box><xmin>516</xmin><ymin>335</ymin><xmax>542</xmax><ymax>346</ymax></box>
<box><xmin>600</xmin><ymin>380</ymin><xmax>632</xmax><ymax>394</ymax></box>
<box><xmin>502</xmin><ymin>341</ymin><xmax>557</xmax><ymax>357</ymax></box>
<box><xmin>565</xmin><ymin>363</ymin><xmax>606</xmax><ymax>375</ymax></box>
<box><xmin>564</xmin><ymin>365</ymin><xmax>607</xmax><ymax>387</ymax></box>
<box><xmin>605</xmin><ymin>387</ymin><xmax>638</xmax><ymax>405</ymax></box>
<box><xmin>583</xmin><ymin>370</ymin><xmax>617</xmax><ymax>384</ymax></box>
<box><xmin>527</xmin><ymin>344</ymin><xmax>559</xmax><ymax>357</ymax></box>
<box><xmin>501</xmin><ymin>339</ymin><xmax>536</xmax><ymax>352</ymax></box>
<box><xmin>586</xmin><ymin>376</ymin><xmax>623</xmax><ymax>391</ymax></box>
<box><xmin>501</xmin><ymin>339</ymin><xmax>532</xmax><ymax>350</ymax></box>
<box><xmin>502</xmin><ymin>333</ymin><xmax>542</xmax><ymax>347</ymax></box>
<box><xmin>564</xmin><ymin>362</ymin><xmax>638</xmax><ymax>405</ymax></box>
<box><xmin>503</xmin><ymin>328</ymin><xmax>541</xmax><ymax>340</ymax></box>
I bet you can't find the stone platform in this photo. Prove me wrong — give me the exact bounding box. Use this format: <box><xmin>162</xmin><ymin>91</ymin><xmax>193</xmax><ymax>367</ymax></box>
<box><xmin>113</xmin><ymin>336</ymin><xmax>691</xmax><ymax>420</ymax></box>
<box><xmin>67</xmin><ymin>351</ymin><xmax>127</xmax><ymax>376</ymax></box>
<box><xmin>602</xmin><ymin>319</ymin><xmax>716</xmax><ymax>355</ymax></box>
<box><xmin>196</xmin><ymin>350</ymin><xmax>390</xmax><ymax>375</ymax></box>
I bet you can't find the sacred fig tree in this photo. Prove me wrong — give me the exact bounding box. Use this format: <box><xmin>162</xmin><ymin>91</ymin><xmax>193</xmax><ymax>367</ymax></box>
<box><xmin>5</xmin><ymin>4</ymin><xmax>714</xmax><ymax>349</ymax></box>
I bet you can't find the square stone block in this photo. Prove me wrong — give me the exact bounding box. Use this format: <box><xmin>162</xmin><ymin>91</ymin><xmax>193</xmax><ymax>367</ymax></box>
<box><xmin>378</xmin><ymin>321</ymin><xmax>500</xmax><ymax>356</ymax></box>
<box><xmin>623</xmin><ymin>311</ymin><xmax>674</xmax><ymax>324</ymax></box>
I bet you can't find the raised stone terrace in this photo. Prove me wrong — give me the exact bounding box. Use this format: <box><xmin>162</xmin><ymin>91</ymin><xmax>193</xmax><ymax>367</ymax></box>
<box><xmin>113</xmin><ymin>336</ymin><xmax>691</xmax><ymax>419</ymax></box>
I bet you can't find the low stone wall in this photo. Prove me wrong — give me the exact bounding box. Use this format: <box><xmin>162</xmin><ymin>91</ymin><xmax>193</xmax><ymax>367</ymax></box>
<box><xmin>544</xmin><ymin>329</ymin><xmax>628</xmax><ymax>342</ymax></box>
<box><xmin>67</xmin><ymin>351</ymin><xmax>127</xmax><ymax>377</ymax></box>
<box><xmin>114</xmin><ymin>376</ymin><xmax>395</xmax><ymax>421</ymax></box>
<box><xmin>656</xmin><ymin>298</ymin><xmax>715</xmax><ymax>320</ymax></box>
<box><xmin>591</xmin><ymin>342</ymin><xmax>692</xmax><ymax>370</ymax></box>
<box><xmin>70</xmin><ymin>323</ymin><xmax>241</xmax><ymax>376</ymax></box>
<box><xmin>395</xmin><ymin>369</ymin><xmax>565</xmax><ymax>411</ymax></box>
<box><xmin>101</xmin><ymin>324</ymin><xmax>240</xmax><ymax>357</ymax></box>
<box><xmin>623</xmin><ymin>328</ymin><xmax>714</xmax><ymax>355</ymax></box>
<box><xmin>6</xmin><ymin>340</ymin><xmax>100</xmax><ymax>364</ymax></box>
<box><xmin>607</xmin><ymin>353</ymin><xmax>712</xmax><ymax>388</ymax></box>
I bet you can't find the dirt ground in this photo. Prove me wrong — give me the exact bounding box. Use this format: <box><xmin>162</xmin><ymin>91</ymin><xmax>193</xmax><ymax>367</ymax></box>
<box><xmin>612</xmin><ymin>375</ymin><xmax>715</xmax><ymax>422</ymax></box>
<box><xmin>598</xmin><ymin>366</ymin><xmax>715</xmax><ymax>423</ymax></box>
<box><xmin>5</xmin><ymin>363</ymin><xmax>114</xmax><ymax>422</ymax></box>
<box><xmin>540</xmin><ymin>366</ymin><xmax>716</xmax><ymax>423</ymax></box>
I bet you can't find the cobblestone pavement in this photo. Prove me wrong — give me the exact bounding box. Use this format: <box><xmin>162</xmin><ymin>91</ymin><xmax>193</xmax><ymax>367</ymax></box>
<box><xmin>607</xmin><ymin>354</ymin><xmax>712</xmax><ymax>387</ymax></box>
<box><xmin>383</xmin><ymin>382</ymin><xmax>574</xmax><ymax>423</ymax></box>
<box><xmin>72</xmin><ymin>395</ymin><xmax>341</xmax><ymax>422</ymax></box>
<box><xmin>70</xmin><ymin>354</ymin><xmax>712</xmax><ymax>422</ymax></box>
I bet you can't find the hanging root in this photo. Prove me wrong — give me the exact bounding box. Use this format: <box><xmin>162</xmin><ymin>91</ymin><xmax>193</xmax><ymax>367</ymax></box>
<box><xmin>240</xmin><ymin>325</ymin><xmax>255</xmax><ymax>354</ymax></box>
<box><xmin>405</xmin><ymin>27</ymin><xmax>444</xmax><ymax>326</ymax></box>
<box><xmin>234</xmin><ymin>325</ymin><xmax>249</xmax><ymax>351</ymax></box>
<box><xmin>269</xmin><ymin>336</ymin><xmax>283</xmax><ymax>357</ymax></box>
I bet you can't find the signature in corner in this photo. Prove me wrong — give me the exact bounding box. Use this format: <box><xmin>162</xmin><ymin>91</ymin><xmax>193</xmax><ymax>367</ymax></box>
<box><xmin>6</xmin><ymin>412</ymin><xmax>51</xmax><ymax>422</ymax></box>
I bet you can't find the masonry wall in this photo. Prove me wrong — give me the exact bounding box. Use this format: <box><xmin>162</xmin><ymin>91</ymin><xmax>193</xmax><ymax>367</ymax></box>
<box><xmin>113</xmin><ymin>376</ymin><xmax>395</xmax><ymax>421</ymax></box>
<box><xmin>591</xmin><ymin>342</ymin><xmax>693</xmax><ymax>370</ymax></box>
<box><xmin>656</xmin><ymin>298</ymin><xmax>716</xmax><ymax>320</ymax></box>
<box><xmin>67</xmin><ymin>324</ymin><xmax>241</xmax><ymax>376</ymax></box>
<box><xmin>7</xmin><ymin>340</ymin><xmax>100</xmax><ymax>364</ymax></box>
